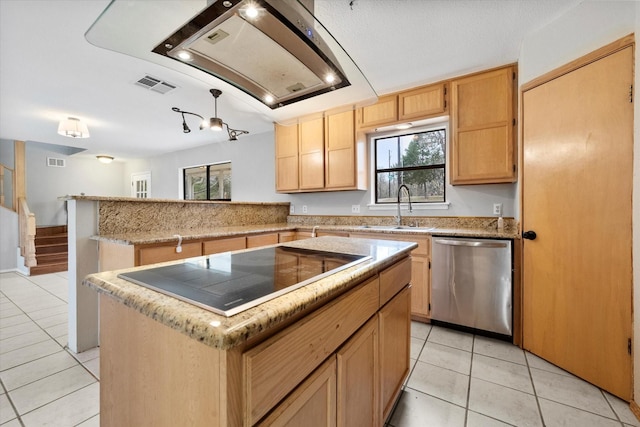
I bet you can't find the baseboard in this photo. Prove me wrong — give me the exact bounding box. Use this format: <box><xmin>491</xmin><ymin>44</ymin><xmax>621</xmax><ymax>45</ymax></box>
<box><xmin>0</xmin><ymin>268</ymin><xmax>17</xmax><ymax>274</ymax></box>
<box><xmin>630</xmin><ymin>400</ymin><xmax>640</xmax><ymax>422</ymax></box>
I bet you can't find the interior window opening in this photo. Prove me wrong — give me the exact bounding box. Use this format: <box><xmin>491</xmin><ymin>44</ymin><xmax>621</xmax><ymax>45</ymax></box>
<box><xmin>184</xmin><ymin>162</ymin><xmax>232</xmax><ymax>201</ymax></box>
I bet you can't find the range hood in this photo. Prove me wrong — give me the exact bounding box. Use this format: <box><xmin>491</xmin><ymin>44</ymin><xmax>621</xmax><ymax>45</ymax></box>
<box><xmin>152</xmin><ymin>0</ymin><xmax>349</xmax><ymax>109</ymax></box>
<box><xmin>85</xmin><ymin>0</ymin><xmax>376</xmax><ymax>122</ymax></box>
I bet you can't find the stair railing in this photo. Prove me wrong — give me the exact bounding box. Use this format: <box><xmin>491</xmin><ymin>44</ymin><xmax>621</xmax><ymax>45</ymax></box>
<box><xmin>18</xmin><ymin>197</ymin><xmax>37</xmax><ymax>267</ymax></box>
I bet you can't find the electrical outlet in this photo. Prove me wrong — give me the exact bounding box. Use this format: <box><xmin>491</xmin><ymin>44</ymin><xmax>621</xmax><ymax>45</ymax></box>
<box><xmin>351</xmin><ymin>205</ymin><xmax>360</xmax><ymax>213</ymax></box>
<box><xmin>493</xmin><ymin>203</ymin><xmax>502</xmax><ymax>216</ymax></box>
<box><xmin>289</xmin><ymin>205</ymin><xmax>295</xmax><ymax>214</ymax></box>
<box><xmin>302</xmin><ymin>205</ymin><xmax>308</xmax><ymax>213</ymax></box>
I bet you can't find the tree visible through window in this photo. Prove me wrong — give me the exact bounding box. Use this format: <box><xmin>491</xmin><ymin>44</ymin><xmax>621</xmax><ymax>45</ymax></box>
<box><xmin>375</xmin><ymin>128</ymin><xmax>445</xmax><ymax>203</ymax></box>
<box><xmin>184</xmin><ymin>162</ymin><xmax>231</xmax><ymax>201</ymax></box>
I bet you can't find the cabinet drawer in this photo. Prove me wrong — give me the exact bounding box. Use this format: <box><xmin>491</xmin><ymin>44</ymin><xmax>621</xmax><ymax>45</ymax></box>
<box><xmin>202</xmin><ymin>236</ymin><xmax>246</xmax><ymax>255</ymax></box>
<box><xmin>243</xmin><ymin>276</ymin><xmax>379</xmax><ymax>425</ymax></box>
<box><xmin>137</xmin><ymin>242</ymin><xmax>201</xmax><ymax>266</ymax></box>
<box><xmin>247</xmin><ymin>233</ymin><xmax>279</xmax><ymax>248</ymax></box>
<box><xmin>379</xmin><ymin>256</ymin><xmax>412</xmax><ymax>306</ymax></box>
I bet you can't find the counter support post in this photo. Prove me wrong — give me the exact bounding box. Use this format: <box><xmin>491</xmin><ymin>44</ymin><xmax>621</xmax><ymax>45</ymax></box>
<box><xmin>67</xmin><ymin>199</ymin><xmax>100</xmax><ymax>353</ymax></box>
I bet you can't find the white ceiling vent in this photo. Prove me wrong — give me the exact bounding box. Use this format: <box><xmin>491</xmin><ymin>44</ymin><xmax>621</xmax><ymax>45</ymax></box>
<box><xmin>134</xmin><ymin>75</ymin><xmax>177</xmax><ymax>94</ymax></box>
<box><xmin>47</xmin><ymin>157</ymin><xmax>66</xmax><ymax>167</ymax></box>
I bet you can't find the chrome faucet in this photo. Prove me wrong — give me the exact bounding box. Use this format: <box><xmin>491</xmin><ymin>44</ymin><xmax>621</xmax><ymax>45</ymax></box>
<box><xmin>396</xmin><ymin>184</ymin><xmax>413</xmax><ymax>227</ymax></box>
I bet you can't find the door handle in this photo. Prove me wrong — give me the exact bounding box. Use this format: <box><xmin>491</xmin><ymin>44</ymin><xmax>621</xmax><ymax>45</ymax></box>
<box><xmin>522</xmin><ymin>231</ymin><xmax>537</xmax><ymax>240</ymax></box>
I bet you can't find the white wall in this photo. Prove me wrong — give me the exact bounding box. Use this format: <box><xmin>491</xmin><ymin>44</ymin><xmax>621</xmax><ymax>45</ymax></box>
<box><xmin>0</xmin><ymin>206</ymin><xmax>18</xmax><ymax>271</ymax></box>
<box><xmin>0</xmin><ymin>139</ymin><xmax>15</xmax><ymax>211</ymax></box>
<box><xmin>518</xmin><ymin>0</ymin><xmax>638</xmax><ymax>403</ymax></box>
<box><xmin>128</xmin><ymin>126</ymin><xmax>516</xmax><ymax>218</ymax></box>
<box><xmin>123</xmin><ymin>131</ymin><xmax>290</xmax><ymax>202</ymax></box>
<box><xmin>26</xmin><ymin>143</ymin><xmax>126</xmax><ymax>226</ymax></box>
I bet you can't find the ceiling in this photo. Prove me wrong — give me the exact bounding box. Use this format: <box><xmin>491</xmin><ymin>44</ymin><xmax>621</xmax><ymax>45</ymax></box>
<box><xmin>0</xmin><ymin>0</ymin><xmax>582</xmax><ymax>162</ymax></box>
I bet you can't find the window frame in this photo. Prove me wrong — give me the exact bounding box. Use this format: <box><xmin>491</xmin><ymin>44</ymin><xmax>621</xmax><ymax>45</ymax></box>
<box><xmin>370</xmin><ymin>123</ymin><xmax>448</xmax><ymax>208</ymax></box>
<box><xmin>183</xmin><ymin>161</ymin><xmax>232</xmax><ymax>201</ymax></box>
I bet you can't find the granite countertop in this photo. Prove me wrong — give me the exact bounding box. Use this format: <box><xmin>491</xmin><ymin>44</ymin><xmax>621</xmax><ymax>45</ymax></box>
<box><xmin>92</xmin><ymin>223</ymin><xmax>296</xmax><ymax>245</ymax></box>
<box><xmin>83</xmin><ymin>236</ymin><xmax>417</xmax><ymax>350</ymax></box>
<box><xmin>92</xmin><ymin>222</ymin><xmax>518</xmax><ymax>245</ymax></box>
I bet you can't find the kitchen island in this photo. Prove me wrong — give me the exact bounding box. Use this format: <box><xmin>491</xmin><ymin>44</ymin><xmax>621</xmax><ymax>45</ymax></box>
<box><xmin>84</xmin><ymin>236</ymin><xmax>417</xmax><ymax>426</ymax></box>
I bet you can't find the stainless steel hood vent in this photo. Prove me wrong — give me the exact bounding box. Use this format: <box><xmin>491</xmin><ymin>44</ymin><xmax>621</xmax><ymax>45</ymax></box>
<box><xmin>152</xmin><ymin>0</ymin><xmax>349</xmax><ymax>109</ymax></box>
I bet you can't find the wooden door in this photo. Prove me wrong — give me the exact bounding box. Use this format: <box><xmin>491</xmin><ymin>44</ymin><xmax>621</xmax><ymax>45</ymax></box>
<box><xmin>522</xmin><ymin>45</ymin><xmax>633</xmax><ymax>400</ymax></box>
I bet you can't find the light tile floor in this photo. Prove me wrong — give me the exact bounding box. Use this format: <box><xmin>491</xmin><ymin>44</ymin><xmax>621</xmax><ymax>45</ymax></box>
<box><xmin>0</xmin><ymin>271</ymin><xmax>637</xmax><ymax>427</ymax></box>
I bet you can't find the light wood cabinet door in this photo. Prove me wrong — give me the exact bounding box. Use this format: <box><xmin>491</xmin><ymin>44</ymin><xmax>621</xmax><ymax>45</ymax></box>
<box><xmin>398</xmin><ymin>83</ymin><xmax>447</xmax><ymax>121</ymax></box>
<box><xmin>202</xmin><ymin>236</ymin><xmax>246</xmax><ymax>255</ymax></box>
<box><xmin>299</xmin><ymin>118</ymin><xmax>325</xmax><ymax>190</ymax></box>
<box><xmin>450</xmin><ymin>66</ymin><xmax>516</xmax><ymax>184</ymax></box>
<box><xmin>275</xmin><ymin>123</ymin><xmax>299</xmax><ymax>192</ymax></box>
<box><xmin>336</xmin><ymin>317</ymin><xmax>379</xmax><ymax>427</ymax></box>
<box><xmin>325</xmin><ymin>110</ymin><xmax>356</xmax><ymax>189</ymax></box>
<box><xmin>357</xmin><ymin>95</ymin><xmax>397</xmax><ymax>129</ymax></box>
<box><xmin>246</xmin><ymin>233</ymin><xmax>279</xmax><ymax>248</ymax></box>
<box><xmin>260</xmin><ymin>357</ymin><xmax>337</xmax><ymax>427</ymax></box>
<box><xmin>410</xmin><ymin>256</ymin><xmax>430</xmax><ymax>320</ymax></box>
<box><xmin>137</xmin><ymin>242</ymin><xmax>202</xmax><ymax>266</ymax></box>
<box><xmin>379</xmin><ymin>286</ymin><xmax>410</xmax><ymax>421</ymax></box>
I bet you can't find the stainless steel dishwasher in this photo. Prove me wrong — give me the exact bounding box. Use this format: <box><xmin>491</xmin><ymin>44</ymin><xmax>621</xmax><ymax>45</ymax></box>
<box><xmin>431</xmin><ymin>237</ymin><xmax>513</xmax><ymax>337</ymax></box>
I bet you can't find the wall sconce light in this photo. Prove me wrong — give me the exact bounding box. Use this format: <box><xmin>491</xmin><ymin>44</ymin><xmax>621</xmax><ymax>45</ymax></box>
<box><xmin>172</xmin><ymin>89</ymin><xmax>249</xmax><ymax>141</ymax></box>
<box><xmin>96</xmin><ymin>155</ymin><xmax>114</xmax><ymax>164</ymax></box>
<box><xmin>58</xmin><ymin>117</ymin><xmax>90</xmax><ymax>138</ymax></box>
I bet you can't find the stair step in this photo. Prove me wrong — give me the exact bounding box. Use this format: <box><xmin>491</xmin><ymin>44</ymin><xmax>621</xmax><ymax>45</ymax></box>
<box><xmin>30</xmin><ymin>262</ymin><xmax>68</xmax><ymax>276</ymax></box>
<box><xmin>36</xmin><ymin>225</ymin><xmax>67</xmax><ymax>237</ymax></box>
<box><xmin>36</xmin><ymin>243</ymin><xmax>68</xmax><ymax>255</ymax></box>
<box><xmin>36</xmin><ymin>252</ymin><xmax>68</xmax><ymax>264</ymax></box>
<box><xmin>35</xmin><ymin>234</ymin><xmax>68</xmax><ymax>246</ymax></box>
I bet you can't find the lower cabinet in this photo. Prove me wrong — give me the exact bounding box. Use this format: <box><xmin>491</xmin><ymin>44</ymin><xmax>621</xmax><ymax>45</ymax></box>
<box><xmin>337</xmin><ymin>317</ymin><xmax>379</xmax><ymax>427</ymax></box>
<box><xmin>260</xmin><ymin>358</ymin><xmax>337</xmax><ymax>427</ymax></box>
<box><xmin>252</xmin><ymin>263</ymin><xmax>411</xmax><ymax>426</ymax></box>
<box><xmin>379</xmin><ymin>286</ymin><xmax>411</xmax><ymax>421</ymax></box>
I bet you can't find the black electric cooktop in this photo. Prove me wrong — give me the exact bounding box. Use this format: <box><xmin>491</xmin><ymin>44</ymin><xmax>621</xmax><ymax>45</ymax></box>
<box><xmin>118</xmin><ymin>246</ymin><xmax>370</xmax><ymax>317</ymax></box>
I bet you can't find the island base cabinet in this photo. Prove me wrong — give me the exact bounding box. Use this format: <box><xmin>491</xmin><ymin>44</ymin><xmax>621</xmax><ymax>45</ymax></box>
<box><xmin>337</xmin><ymin>316</ymin><xmax>379</xmax><ymax>427</ymax></box>
<box><xmin>379</xmin><ymin>286</ymin><xmax>411</xmax><ymax>421</ymax></box>
<box><xmin>259</xmin><ymin>358</ymin><xmax>337</xmax><ymax>427</ymax></box>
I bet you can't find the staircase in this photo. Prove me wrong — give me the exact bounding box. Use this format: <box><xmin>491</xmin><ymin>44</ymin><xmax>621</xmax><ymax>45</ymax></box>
<box><xmin>31</xmin><ymin>225</ymin><xmax>68</xmax><ymax>275</ymax></box>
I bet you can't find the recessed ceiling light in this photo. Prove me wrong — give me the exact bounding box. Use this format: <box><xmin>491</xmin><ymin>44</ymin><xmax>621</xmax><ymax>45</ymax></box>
<box><xmin>243</xmin><ymin>5</ymin><xmax>259</xmax><ymax>19</ymax></box>
<box><xmin>265</xmin><ymin>94</ymin><xmax>274</xmax><ymax>104</ymax></box>
<box><xmin>325</xmin><ymin>73</ymin><xmax>335</xmax><ymax>83</ymax></box>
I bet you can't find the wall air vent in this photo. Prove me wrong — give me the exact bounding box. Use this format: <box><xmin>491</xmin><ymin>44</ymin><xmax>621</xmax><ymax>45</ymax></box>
<box><xmin>47</xmin><ymin>157</ymin><xmax>66</xmax><ymax>168</ymax></box>
<box><xmin>134</xmin><ymin>75</ymin><xmax>178</xmax><ymax>94</ymax></box>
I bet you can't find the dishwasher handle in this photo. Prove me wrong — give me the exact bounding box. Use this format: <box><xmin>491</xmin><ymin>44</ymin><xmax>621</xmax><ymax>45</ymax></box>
<box><xmin>434</xmin><ymin>239</ymin><xmax>509</xmax><ymax>248</ymax></box>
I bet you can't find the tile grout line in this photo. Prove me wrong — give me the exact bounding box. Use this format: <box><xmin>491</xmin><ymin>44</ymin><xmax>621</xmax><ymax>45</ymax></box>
<box><xmin>0</xmin><ymin>376</ymin><xmax>26</xmax><ymax>427</ymax></box>
<box><xmin>599</xmin><ymin>389</ymin><xmax>626</xmax><ymax>427</ymax></box>
<box><xmin>463</xmin><ymin>335</ymin><xmax>475</xmax><ymax>426</ymax></box>
<box><xmin>524</xmin><ymin>352</ymin><xmax>547</xmax><ymax>426</ymax></box>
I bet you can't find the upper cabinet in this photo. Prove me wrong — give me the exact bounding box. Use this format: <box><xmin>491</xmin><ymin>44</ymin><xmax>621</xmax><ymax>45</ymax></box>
<box><xmin>450</xmin><ymin>65</ymin><xmax>517</xmax><ymax>185</ymax></box>
<box><xmin>275</xmin><ymin>123</ymin><xmax>299</xmax><ymax>192</ymax></box>
<box><xmin>275</xmin><ymin>110</ymin><xmax>366</xmax><ymax>193</ymax></box>
<box><xmin>356</xmin><ymin>82</ymin><xmax>447</xmax><ymax>130</ymax></box>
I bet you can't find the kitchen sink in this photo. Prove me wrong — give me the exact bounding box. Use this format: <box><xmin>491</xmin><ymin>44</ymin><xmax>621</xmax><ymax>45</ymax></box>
<box><xmin>358</xmin><ymin>225</ymin><xmax>435</xmax><ymax>231</ymax></box>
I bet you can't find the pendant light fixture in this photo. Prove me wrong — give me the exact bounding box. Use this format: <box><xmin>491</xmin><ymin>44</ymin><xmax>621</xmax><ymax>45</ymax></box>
<box><xmin>172</xmin><ymin>89</ymin><xmax>249</xmax><ymax>141</ymax></box>
<box><xmin>57</xmin><ymin>117</ymin><xmax>90</xmax><ymax>138</ymax></box>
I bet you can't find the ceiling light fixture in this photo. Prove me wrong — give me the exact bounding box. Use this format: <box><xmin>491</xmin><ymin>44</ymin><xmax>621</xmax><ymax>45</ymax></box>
<box><xmin>172</xmin><ymin>89</ymin><xmax>249</xmax><ymax>141</ymax></box>
<box><xmin>96</xmin><ymin>155</ymin><xmax>114</xmax><ymax>164</ymax></box>
<box><xmin>57</xmin><ymin>117</ymin><xmax>90</xmax><ymax>138</ymax></box>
